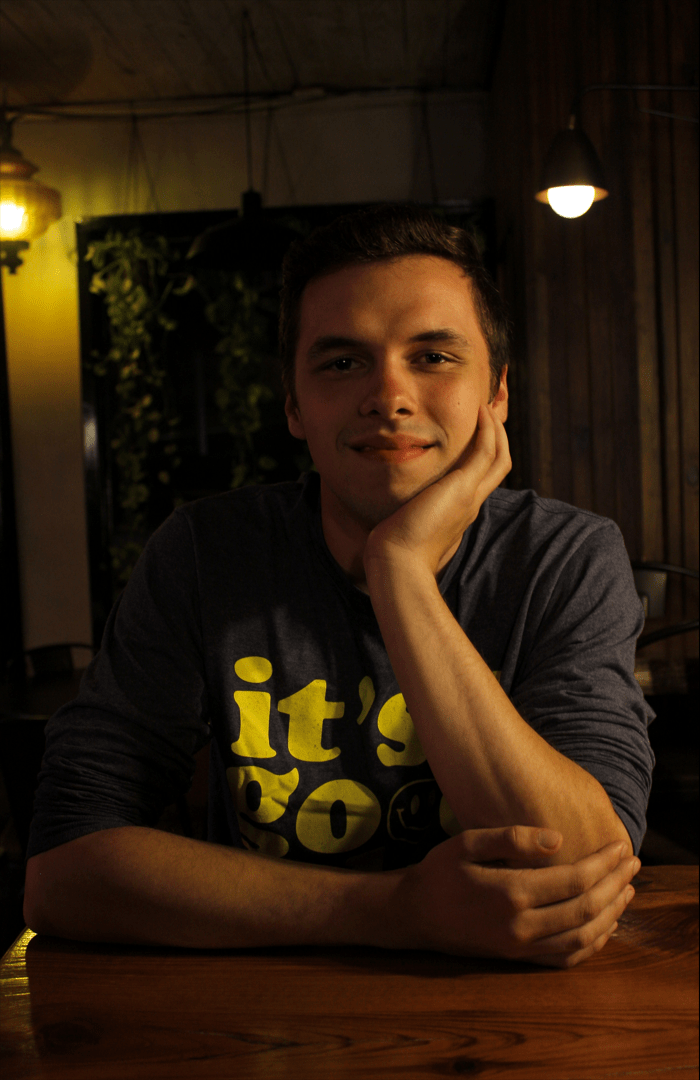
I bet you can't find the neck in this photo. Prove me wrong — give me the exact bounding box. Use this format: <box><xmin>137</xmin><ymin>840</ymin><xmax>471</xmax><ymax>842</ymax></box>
<box><xmin>319</xmin><ymin>485</ymin><xmax>373</xmax><ymax>593</ymax></box>
<box><xmin>318</xmin><ymin>479</ymin><xmax>462</xmax><ymax>594</ymax></box>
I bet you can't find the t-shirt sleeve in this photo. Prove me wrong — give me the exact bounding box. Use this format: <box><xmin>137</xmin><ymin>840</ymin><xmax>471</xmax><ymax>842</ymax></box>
<box><xmin>509</xmin><ymin>520</ymin><xmax>655</xmax><ymax>855</ymax></box>
<box><xmin>27</xmin><ymin>509</ymin><xmax>212</xmax><ymax>859</ymax></box>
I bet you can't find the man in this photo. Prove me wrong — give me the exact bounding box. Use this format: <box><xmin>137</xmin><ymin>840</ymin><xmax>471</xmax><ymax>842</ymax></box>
<box><xmin>25</xmin><ymin>206</ymin><xmax>653</xmax><ymax>968</ymax></box>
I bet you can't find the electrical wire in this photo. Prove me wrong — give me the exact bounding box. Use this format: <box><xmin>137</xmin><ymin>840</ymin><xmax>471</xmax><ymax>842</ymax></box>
<box><xmin>5</xmin><ymin>84</ymin><xmax>484</xmax><ymax>124</ymax></box>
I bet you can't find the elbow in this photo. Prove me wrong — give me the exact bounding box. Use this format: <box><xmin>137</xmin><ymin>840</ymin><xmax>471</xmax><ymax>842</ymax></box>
<box><xmin>610</xmin><ymin>815</ymin><xmax>634</xmax><ymax>860</ymax></box>
<box><xmin>556</xmin><ymin>796</ymin><xmax>634</xmax><ymax>864</ymax></box>
<box><xmin>585</xmin><ymin>805</ymin><xmax>634</xmax><ymax>862</ymax></box>
<box><xmin>579</xmin><ymin>780</ymin><xmax>635</xmax><ymax>861</ymax></box>
<box><xmin>23</xmin><ymin>854</ymin><xmax>57</xmax><ymax>936</ymax></box>
<box><xmin>23</xmin><ymin>846</ymin><xmax>89</xmax><ymax>938</ymax></box>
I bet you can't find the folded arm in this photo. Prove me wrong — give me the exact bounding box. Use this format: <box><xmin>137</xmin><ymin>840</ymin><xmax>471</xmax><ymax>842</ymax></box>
<box><xmin>24</xmin><ymin>823</ymin><xmax>638</xmax><ymax>968</ymax></box>
<box><xmin>363</xmin><ymin>405</ymin><xmax>634</xmax><ymax>864</ymax></box>
<box><xmin>366</xmin><ymin>555</ymin><xmax>633</xmax><ymax>863</ymax></box>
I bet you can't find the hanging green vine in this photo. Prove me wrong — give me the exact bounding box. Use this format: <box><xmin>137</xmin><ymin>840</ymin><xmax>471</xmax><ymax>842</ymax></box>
<box><xmin>86</xmin><ymin>230</ymin><xmax>285</xmax><ymax>593</ymax></box>
<box><xmin>199</xmin><ymin>270</ymin><xmax>277</xmax><ymax>488</ymax></box>
<box><xmin>86</xmin><ymin>231</ymin><xmax>186</xmax><ymax>587</ymax></box>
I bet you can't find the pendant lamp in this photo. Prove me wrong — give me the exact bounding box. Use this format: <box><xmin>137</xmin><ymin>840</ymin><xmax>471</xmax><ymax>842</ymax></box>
<box><xmin>0</xmin><ymin>116</ymin><xmax>62</xmax><ymax>272</ymax></box>
<box><xmin>535</xmin><ymin>114</ymin><xmax>608</xmax><ymax>219</ymax></box>
<box><xmin>536</xmin><ymin>86</ymin><xmax>697</xmax><ymax>219</ymax></box>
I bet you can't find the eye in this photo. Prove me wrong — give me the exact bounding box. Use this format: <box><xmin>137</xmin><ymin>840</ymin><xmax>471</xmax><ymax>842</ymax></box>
<box><xmin>422</xmin><ymin>352</ymin><xmax>449</xmax><ymax>365</ymax></box>
<box><xmin>325</xmin><ymin>356</ymin><xmax>359</xmax><ymax>372</ymax></box>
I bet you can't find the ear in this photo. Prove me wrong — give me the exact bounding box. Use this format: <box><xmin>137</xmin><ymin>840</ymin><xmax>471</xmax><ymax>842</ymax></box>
<box><xmin>284</xmin><ymin>394</ymin><xmax>307</xmax><ymax>440</ymax></box>
<box><xmin>490</xmin><ymin>367</ymin><xmax>508</xmax><ymax>423</ymax></box>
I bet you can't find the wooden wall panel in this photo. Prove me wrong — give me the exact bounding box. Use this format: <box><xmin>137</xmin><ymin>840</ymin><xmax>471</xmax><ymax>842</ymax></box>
<box><xmin>671</xmin><ymin>0</ymin><xmax>700</xmax><ymax>643</ymax></box>
<box><xmin>630</xmin><ymin>5</ymin><xmax>664</xmax><ymax>562</ymax></box>
<box><xmin>492</xmin><ymin>0</ymin><xmax>698</xmax><ymax>658</ymax></box>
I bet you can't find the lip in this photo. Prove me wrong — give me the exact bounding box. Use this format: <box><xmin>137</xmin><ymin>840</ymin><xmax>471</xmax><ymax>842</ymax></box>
<box><xmin>348</xmin><ymin>433</ymin><xmax>435</xmax><ymax>450</ymax></box>
<box><xmin>348</xmin><ymin>433</ymin><xmax>436</xmax><ymax>462</ymax></box>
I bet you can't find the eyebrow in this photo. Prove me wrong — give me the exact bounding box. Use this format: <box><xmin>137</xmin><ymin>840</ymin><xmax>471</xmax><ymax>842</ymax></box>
<box><xmin>307</xmin><ymin>335</ymin><xmax>366</xmax><ymax>360</ymax></box>
<box><xmin>407</xmin><ymin>329</ymin><xmax>472</xmax><ymax>349</ymax></box>
<box><xmin>306</xmin><ymin>328</ymin><xmax>472</xmax><ymax>360</ymax></box>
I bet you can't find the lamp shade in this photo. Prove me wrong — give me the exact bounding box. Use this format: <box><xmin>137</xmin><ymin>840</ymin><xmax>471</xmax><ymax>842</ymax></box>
<box><xmin>0</xmin><ymin>141</ymin><xmax>62</xmax><ymax>242</ymax></box>
<box><xmin>535</xmin><ymin>124</ymin><xmax>608</xmax><ymax>212</ymax></box>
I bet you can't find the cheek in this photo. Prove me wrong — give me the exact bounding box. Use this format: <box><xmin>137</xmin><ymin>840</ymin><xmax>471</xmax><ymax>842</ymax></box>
<box><xmin>294</xmin><ymin>393</ymin><xmax>345</xmax><ymax>449</ymax></box>
<box><xmin>295</xmin><ymin>418</ymin><xmax>338</xmax><ymax>466</ymax></box>
<box><xmin>441</xmin><ymin>394</ymin><xmax>481</xmax><ymax>443</ymax></box>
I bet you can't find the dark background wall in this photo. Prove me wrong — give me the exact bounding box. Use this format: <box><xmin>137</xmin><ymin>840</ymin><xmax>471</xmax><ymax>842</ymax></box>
<box><xmin>492</xmin><ymin>0</ymin><xmax>698</xmax><ymax>661</ymax></box>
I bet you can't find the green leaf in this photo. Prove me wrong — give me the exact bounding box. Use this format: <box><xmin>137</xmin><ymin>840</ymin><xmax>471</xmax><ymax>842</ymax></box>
<box><xmin>172</xmin><ymin>275</ymin><xmax>196</xmax><ymax>296</ymax></box>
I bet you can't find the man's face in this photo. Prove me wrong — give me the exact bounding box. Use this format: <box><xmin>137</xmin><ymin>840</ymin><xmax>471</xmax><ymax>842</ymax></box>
<box><xmin>285</xmin><ymin>254</ymin><xmax>508</xmax><ymax>531</ymax></box>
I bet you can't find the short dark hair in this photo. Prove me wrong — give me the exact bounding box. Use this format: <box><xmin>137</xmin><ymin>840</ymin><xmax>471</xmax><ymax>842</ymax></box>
<box><xmin>279</xmin><ymin>203</ymin><xmax>510</xmax><ymax>401</ymax></box>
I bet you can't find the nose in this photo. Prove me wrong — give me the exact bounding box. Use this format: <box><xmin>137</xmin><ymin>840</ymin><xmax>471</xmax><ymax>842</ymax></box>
<box><xmin>358</xmin><ymin>358</ymin><xmax>416</xmax><ymax>419</ymax></box>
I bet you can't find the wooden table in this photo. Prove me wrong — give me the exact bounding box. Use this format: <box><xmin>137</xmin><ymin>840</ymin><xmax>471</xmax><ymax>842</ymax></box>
<box><xmin>1</xmin><ymin>866</ymin><xmax>697</xmax><ymax>1079</ymax></box>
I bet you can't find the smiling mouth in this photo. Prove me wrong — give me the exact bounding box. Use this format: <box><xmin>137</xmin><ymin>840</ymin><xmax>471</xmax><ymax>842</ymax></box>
<box><xmin>352</xmin><ymin>444</ymin><xmax>435</xmax><ymax>462</ymax></box>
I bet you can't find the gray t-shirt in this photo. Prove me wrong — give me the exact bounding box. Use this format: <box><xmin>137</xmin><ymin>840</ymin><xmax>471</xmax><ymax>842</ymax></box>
<box><xmin>28</xmin><ymin>474</ymin><xmax>654</xmax><ymax>864</ymax></box>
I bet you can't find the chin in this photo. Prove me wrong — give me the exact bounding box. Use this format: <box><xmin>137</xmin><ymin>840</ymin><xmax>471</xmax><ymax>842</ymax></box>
<box><xmin>337</xmin><ymin>478</ymin><xmax>435</xmax><ymax>530</ymax></box>
<box><xmin>349</xmin><ymin>496</ymin><xmax>407</xmax><ymax>530</ymax></box>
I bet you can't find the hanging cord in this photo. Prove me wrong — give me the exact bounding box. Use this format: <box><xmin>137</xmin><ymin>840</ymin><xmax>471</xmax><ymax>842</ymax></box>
<box><xmin>135</xmin><ymin>115</ymin><xmax>160</xmax><ymax>212</ymax></box>
<box><xmin>441</xmin><ymin>0</ymin><xmax>450</xmax><ymax>88</ymax></box>
<box><xmin>261</xmin><ymin>107</ymin><xmax>273</xmax><ymax>203</ymax></box>
<box><xmin>422</xmin><ymin>92</ymin><xmax>438</xmax><ymax>203</ymax></box>
<box><xmin>410</xmin><ymin>91</ymin><xmax>439</xmax><ymax>203</ymax></box>
<box><xmin>242</xmin><ymin>9</ymin><xmax>254</xmax><ymax>192</ymax></box>
<box><xmin>125</xmin><ymin>113</ymin><xmax>160</xmax><ymax>213</ymax></box>
<box><xmin>271</xmin><ymin>109</ymin><xmax>297</xmax><ymax>205</ymax></box>
<box><xmin>125</xmin><ymin>110</ymin><xmax>138</xmax><ymax>212</ymax></box>
<box><xmin>266</xmin><ymin>1</ymin><xmax>299</xmax><ymax>89</ymax></box>
<box><xmin>245</xmin><ymin>9</ymin><xmax>276</xmax><ymax>90</ymax></box>
<box><xmin>400</xmin><ymin>0</ymin><xmax>409</xmax><ymax>61</ymax></box>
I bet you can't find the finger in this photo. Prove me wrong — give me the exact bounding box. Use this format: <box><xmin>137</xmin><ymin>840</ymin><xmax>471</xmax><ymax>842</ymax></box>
<box><xmin>523</xmin><ymin>872</ymin><xmax>635</xmax><ymax>955</ymax></box>
<box><xmin>460</xmin><ymin>405</ymin><xmax>497</xmax><ymax>473</ymax></box>
<box><xmin>530</xmin><ymin>921</ymin><xmax>619</xmax><ymax>969</ymax></box>
<box><xmin>458</xmin><ymin>825</ymin><xmax>563</xmax><ymax>865</ymax></box>
<box><xmin>444</xmin><ymin>407</ymin><xmax>509</xmax><ymax>515</ymax></box>
<box><xmin>471</xmin><ymin>407</ymin><xmax>511</xmax><ymax>494</ymax></box>
<box><xmin>517</xmin><ymin>841</ymin><xmax>629</xmax><ymax>909</ymax></box>
<box><xmin>491</xmin><ymin>412</ymin><xmax>512</xmax><ymax>473</ymax></box>
<box><xmin>449</xmin><ymin>409</ymin><xmax>496</xmax><ymax>490</ymax></box>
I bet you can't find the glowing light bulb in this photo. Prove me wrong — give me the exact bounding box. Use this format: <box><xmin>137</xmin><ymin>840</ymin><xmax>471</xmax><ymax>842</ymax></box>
<box><xmin>0</xmin><ymin>200</ymin><xmax>27</xmax><ymax>238</ymax></box>
<box><xmin>546</xmin><ymin>185</ymin><xmax>596</xmax><ymax>219</ymax></box>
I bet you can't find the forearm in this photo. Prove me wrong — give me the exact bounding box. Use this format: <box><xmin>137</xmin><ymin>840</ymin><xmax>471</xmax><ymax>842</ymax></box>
<box><xmin>24</xmin><ymin>822</ymin><xmax>640</xmax><ymax>968</ymax></box>
<box><xmin>367</xmin><ymin>556</ymin><xmax>632</xmax><ymax>863</ymax></box>
<box><xmin>24</xmin><ymin>826</ymin><xmax>398</xmax><ymax>949</ymax></box>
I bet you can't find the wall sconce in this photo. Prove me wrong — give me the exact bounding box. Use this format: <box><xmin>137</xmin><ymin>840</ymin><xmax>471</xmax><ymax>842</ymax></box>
<box><xmin>0</xmin><ymin>113</ymin><xmax>62</xmax><ymax>272</ymax></box>
<box><xmin>536</xmin><ymin>84</ymin><xmax>698</xmax><ymax>219</ymax></box>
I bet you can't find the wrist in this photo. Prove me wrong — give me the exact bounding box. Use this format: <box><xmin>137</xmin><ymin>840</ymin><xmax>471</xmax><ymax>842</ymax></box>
<box><xmin>364</xmin><ymin>544</ymin><xmax>436</xmax><ymax>592</ymax></box>
<box><xmin>364</xmin><ymin>554</ymin><xmax>441</xmax><ymax>626</ymax></box>
<box><xmin>333</xmin><ymin>867</ymin><xmax>406</xmax><ymax>950</ymax></box>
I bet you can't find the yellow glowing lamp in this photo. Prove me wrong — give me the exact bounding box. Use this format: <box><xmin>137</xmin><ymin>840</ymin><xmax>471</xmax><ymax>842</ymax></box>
<box><xmin>535</xmin><ymin>116</ymin><xmax>608</xmax><ymax>219</ymax></box>
<box><xmin>0</xmin><ymin>199</ymin><xmax>28</xmax><ymax>237</ymax></box>
<box><xmin>545</xmin><ymin>185</ymin><xmax>596</xmax><ymax>219</ymax></box>
<box><xmin>0</xmin><ymin>118</ymin><xmax>62</xmax><ymax>271</ymax></box>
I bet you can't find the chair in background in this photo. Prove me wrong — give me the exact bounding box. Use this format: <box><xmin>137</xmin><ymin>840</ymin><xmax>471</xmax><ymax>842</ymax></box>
<box><xmin>632</xmin><ymin>562</ymin><xmax>699</xmax><ymax>650</ymax></box>
<box><xmin>0</xmin><ymin>642</ymin><xmax>196</xmax><ymax>853</ymax></box>
<box><xmin>0</xmin><ymin>643</ymin><xmax>93</xmax><ymax>855</ymax></box>
<box><xmin>633</xmin><ymin>564</ymin><xmax>699</xmax><ymax>866</ymax></box>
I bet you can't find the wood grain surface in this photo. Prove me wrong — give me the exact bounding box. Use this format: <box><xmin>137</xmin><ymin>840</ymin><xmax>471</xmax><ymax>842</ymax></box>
<box><xmin>1</xmin><ymin>865</ymin><xmax>697</xmax><ymax>1079</ymax></box>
